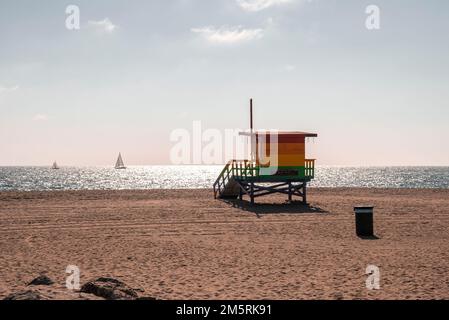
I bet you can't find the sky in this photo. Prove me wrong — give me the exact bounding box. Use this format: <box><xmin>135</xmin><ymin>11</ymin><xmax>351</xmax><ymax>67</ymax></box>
<box><xmin>0</xmin><ymin>0</ymin><xmax>448</xmax><ymax>166</ymax></box>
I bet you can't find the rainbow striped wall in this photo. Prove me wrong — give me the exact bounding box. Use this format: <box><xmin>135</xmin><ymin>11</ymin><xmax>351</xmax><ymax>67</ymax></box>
<box><xmin>255</xmin><ymin>133</ymin><xmax>307</xmax><ymax>178</ymax></box>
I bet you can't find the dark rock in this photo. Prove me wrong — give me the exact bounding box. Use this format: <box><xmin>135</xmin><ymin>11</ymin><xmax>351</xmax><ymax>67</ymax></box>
<box><xmin>28</xmin><ymin>275</ymin><xmax>54</xmax><ymax>286</ymax></box>
<box><xmin>4</xmin><ymin>290</ymin><xmax>44</xmax><ymax>300</ymax></box>
<box><xmin>80</xmin><ymin>277</ymin><xmax>138</xmax><ymax>300</ymax></box>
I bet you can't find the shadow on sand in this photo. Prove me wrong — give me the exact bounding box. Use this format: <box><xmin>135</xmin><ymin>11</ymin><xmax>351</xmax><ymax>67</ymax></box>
<box><xmin>357</xmin><ymin>235</ymin><xmax>381</xmax><ymax>240</ymax></box>
<box><xmin>220</xmin><ymin>199</ymin><xmax>329</xmax><ymax>217</ymax></box>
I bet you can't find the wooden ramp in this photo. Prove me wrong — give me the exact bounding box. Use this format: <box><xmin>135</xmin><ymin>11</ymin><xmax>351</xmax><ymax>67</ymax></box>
<box><xmin>218</xmin><ymin>178</ymin><xmax>240</xmax><ymax>198</ymax></box>
<box><xmin>213</xmin><ymin>161</ymin><xmax>239</xmax><ymax>199</ymax></box>
<box><xmin>214</xmin><ymin>160</ymin><xmax>257</xmax><ymax>199</ymax></box>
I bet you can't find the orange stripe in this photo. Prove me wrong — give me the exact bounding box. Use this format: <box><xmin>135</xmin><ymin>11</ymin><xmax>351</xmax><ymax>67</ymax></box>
<box><xmin>259</xmin><ymin>143</ymin><xmax>305</xmax><ymax>154</ymax></box>
<box><xmin>257</xmin><ymin>154</ymin><xmax>305</xmax><ymax>167</ymax></box>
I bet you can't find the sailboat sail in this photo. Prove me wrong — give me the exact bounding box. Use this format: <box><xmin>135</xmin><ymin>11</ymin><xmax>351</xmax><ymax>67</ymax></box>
<box><xmin>115</xmin><ymin>153</ymin><xmax>126</xmax><ymax>169</ymax></box>
<box><xmin>52</xmin><ymin>161</ymin><xmax>59</xmax><ymax>170</ymax></box>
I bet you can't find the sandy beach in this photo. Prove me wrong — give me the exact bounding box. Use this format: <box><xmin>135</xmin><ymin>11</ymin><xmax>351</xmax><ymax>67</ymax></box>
<box><xmin>0</xmin><ymin>188</ymin><xmax>448</xmax><ymax>300</ymax></box>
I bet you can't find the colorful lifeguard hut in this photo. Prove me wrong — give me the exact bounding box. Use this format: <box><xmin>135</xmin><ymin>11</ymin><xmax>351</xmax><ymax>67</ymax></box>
<box><xmin>213</xmin><ymin>99</ymin><xmax>317</xmax><ymax>204</ymax></box>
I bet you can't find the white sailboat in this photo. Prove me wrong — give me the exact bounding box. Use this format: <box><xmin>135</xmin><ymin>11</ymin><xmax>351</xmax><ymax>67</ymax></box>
<box><xmin>115</xmin><ymin>153</ymin><xmax>126</xmax><ymax>169</ymax></box>
<box><xmin>52</xmin><ymin>161</ymin><xmax>59</xmax><ymax>170</ymax></box>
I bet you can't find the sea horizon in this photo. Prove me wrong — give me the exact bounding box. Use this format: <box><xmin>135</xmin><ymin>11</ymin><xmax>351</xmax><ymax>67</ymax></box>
<box><xmin>1</xmin><ymin>164</ymin><xmax>449</xmax><ymax>168</ymax></box>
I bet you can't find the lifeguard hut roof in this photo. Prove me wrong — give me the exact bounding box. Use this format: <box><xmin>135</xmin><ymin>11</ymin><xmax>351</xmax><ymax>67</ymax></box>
<box><xmin>239</xmin><ymin>131</ymin><xmax>318</xmax><ymax>138</ymax></box>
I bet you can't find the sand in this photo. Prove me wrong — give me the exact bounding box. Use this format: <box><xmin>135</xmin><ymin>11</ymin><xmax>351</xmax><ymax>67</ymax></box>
<box><xmin>0</xmin><ymin>188</ymin><xmax>448</xmax><ymax>300</ymax></box>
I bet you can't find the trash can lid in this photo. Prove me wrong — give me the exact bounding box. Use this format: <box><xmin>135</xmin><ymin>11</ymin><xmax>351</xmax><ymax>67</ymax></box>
<box><xmin>354</xmin><ymin>206</ymin><xmax>374</xmax><ymax>212</ymax></box>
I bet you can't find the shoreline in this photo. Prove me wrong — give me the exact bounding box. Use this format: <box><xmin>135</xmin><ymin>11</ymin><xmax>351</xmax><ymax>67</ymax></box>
<box><xmin>1</xmin><ymin>188</ymin><xmax>448</xmax><ymax>299</ymax></box>
<box><xmin>0</xmin><ymin>186</ymin><xmax>448</xmax><ymax>193</ymax></box>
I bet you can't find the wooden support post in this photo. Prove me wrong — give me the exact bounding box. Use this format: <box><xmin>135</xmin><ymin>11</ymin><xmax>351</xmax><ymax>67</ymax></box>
<box><xmin>250</xmin><ymin>182</ymin><xmax>255</xmax><ymax>205</ymax></box>
<box><xmin>303</xmin><ymin>182</ymin><xmax>307</xmax><ymax>204</ymax></box>
<box><xmin>288</xmin><ymin>182</ymin><xmax>292</xmax><ymax>203</ymax></box>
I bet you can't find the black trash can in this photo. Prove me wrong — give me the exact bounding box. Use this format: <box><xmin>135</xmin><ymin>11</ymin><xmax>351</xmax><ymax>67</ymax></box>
<box><xmin>354</xmin><ymin>206</ymin><xmax>374</xmax><ymax>237</ymax></box>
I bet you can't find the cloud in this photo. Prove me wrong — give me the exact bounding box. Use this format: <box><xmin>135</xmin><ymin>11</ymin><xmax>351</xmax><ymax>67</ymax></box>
<box><xmin>191</xmin><ymin>26</ymin><xmax>263</xmax><ymax>44</ymax></box>
<box><xmin>283</xmin><ymin>64</ymin><xmax>296</xmax><ymax>72</ymax></box>
<box><xmin>0</xmin><ymin>85</ymin><xmax>19</xmax><ymax>94</ymax></box>
<box><xmin>33</xmin><ymin>114</ymin><xmax>49</xmax><ymax>121</ymax></box>
<box><xmin>236</xmin><ymin>0</ymin><xmax>294</xmax><ymax>12</ymax></box>
<box><xmin>88</xmin><ymin>18</ymin><xmax>117</xmax><ymax>34</ymax></box>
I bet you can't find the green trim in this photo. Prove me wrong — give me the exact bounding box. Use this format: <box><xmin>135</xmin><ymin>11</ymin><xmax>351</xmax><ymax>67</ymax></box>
<box><xmin>234</xmin><ymin>165</ymin><xmax>314</xmax><ymax>179</ymax></box>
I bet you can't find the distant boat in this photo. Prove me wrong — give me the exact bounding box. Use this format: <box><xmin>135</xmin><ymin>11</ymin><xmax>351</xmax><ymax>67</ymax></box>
<box><xmin>52</xmin><ymin>161</ymin><xmax>59</xmax><ymax>170</ymax></box>
<box><xmin>115</xmin><ymin>153</ymin><xmax>126</xmax><ymax>169</ymax></box>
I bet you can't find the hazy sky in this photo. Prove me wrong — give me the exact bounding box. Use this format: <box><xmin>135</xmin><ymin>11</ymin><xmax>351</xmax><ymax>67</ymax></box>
<box><xmin>1</xmin><ymin>0</ymin><xmax>448</xmax><ymax>166</ymax></box>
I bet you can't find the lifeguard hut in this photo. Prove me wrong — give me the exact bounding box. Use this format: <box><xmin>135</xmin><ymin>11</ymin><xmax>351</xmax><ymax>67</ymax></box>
<box><xmin>213</xmin><ymin>99</ymin><xmax>317</xmax><ymax>204</ymax></box>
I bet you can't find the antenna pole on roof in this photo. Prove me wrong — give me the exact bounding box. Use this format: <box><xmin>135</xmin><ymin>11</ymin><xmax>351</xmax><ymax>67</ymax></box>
<box><xmin>250</xmin><ymin>98</ymin><xmax>253</xmax><ymax>133</ymax></box>
<box><xmin>250</xmin><ymin>98</ymin><xmax>255</xmax><ymax>162</ymax></box>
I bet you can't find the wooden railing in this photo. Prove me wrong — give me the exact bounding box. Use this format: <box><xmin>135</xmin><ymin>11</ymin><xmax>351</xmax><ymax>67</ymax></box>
<box><xmin>305</xmin><ymin>159</ymin><xmax>315</xmax><ymax>179</ymax></box>
<box><xmin>230</xmin><ymin>160</ymin><xmax>259</xmax><ymax>179</ymax></box>
<box><xmin>213</xmin><ymin>161</ymin><xmax>231</xmax><ymax>199</ymax></box>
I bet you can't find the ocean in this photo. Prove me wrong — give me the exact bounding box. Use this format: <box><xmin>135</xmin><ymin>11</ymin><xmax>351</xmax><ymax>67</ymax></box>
<box><xmin>0</xmin><ymin>166</ymin><xmax>448</xmax><ymax>191</ymax></box>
